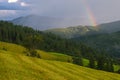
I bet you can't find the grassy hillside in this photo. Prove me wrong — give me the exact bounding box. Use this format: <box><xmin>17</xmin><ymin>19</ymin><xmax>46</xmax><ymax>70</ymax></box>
<box><xmin>1</xmin><ymin>41</ymin><xmax>119</xmax><ymax>71</ymax></box>
<box><xmin>1</xmin><ymin>49</ymin><xmax>120</xmax><ymax>80</ymax></box>
<box><xmin>0</xmin><ymin>41</ymin><xmax>72</xmax><ymax>62</ymax></box>
<box><xmin>37</xmin><ymin>50</ymin><xmax>72</xmax><ymax>62</ymax></box>
<box><xmin>0</xmin><ymin>41</ymin><xmax>26</xmax><ymax>54</ymax></box>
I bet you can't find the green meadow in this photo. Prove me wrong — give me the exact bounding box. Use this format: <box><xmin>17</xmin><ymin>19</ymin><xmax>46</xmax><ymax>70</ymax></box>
<box><xmin>0</xmin><ymin>41</ymin><xmax>120</xmax><ymax>80</ymax></box>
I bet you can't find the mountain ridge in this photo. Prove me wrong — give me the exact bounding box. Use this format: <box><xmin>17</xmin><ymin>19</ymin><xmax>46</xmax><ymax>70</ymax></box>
<box><xmin>12</xmin><ymin>15</ymin><xmax>83</xmax><ymax>30</ymax></box>
<box><xmin>11</xmin><ymin>15</ymin><xmax>120</xmax><ymax>35</ymax></box>
<box><xmin>45</xmin><ymin>25</ymin><xmax>99</xmax><ymax>38</ymax></box>
<box><xmin>45</xmin><ymin>20</ymin><xmax>120</xmax><ymax>38</ymax></box>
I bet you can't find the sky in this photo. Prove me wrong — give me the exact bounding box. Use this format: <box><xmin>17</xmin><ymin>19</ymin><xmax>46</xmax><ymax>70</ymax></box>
<box><xmin>0</xmin><ymin>0</ymin><xmax>120</xmax><ymax>25</ymax></box>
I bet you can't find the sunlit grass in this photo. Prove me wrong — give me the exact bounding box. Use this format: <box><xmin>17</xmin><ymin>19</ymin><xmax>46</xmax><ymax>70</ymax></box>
<box><xmin>114</xmin><ymin>65</ymin><xmax>120</xmax><ymax>72</ymax></box>
<box><xmin>0</xmin><ymin>50</ymin><xmax>120</xmax><ymax>80</ymax></box>
<box><xmin>0</xmin><ymin>41</ymin><xmax>120</xmax><ymax>80</ymax></box>
<box><xmin>0</xmin><ymin>41</ymin><xmax>72</xmax><ymax>62</ymax></box>
<box><xmin>83</xmin><ymin>58</ymin><xmax>89</xmax><ymax>67</ymax></box>
<box><xmin>0</xmin><ymin>41</ymin><xmax>26</xmax><ymax>54</ymax></box>
<box><xmin>37</xmin><ymin>50</ymin><xmax>72</xmax><ymax>62</ymax></box>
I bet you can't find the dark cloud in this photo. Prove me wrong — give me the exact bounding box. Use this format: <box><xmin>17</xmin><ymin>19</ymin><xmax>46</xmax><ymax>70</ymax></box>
<box><xmin>1</xmin><ymin>0</ymin><xmax>120</xmax><ymax>24</ymax></box>
<box><xmin>31</xmin><ymin>0</ymin><xmax>120</xmax><ymax>24</ymax></box>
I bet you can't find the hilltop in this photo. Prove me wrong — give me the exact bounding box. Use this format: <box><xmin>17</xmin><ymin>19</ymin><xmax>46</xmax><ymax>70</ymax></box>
<box><xmin>45</xmin><ymin>26</ymin><xmax>98</xmax><ymax>38</ymax></box>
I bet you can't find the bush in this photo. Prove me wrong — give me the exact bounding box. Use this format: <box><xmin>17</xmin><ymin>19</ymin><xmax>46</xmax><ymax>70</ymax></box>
<box><xmin>117</xmin><ymin>69</ymin><xmax>120</xmax><ymax>74</ymax></box>
<box><xmin>26</xmin><ymin>49</ymin><xmax>41</xmax><ymax>58</ymax></box>
<box><xmin>2</xmin><ymin>47</ymin><xmax>7</xmax><ymax>51</ymax></box>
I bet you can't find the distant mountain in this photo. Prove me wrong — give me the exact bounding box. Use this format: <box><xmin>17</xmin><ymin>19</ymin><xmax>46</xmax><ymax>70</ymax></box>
<box><xmin>12</xmin><ymin>15</ymin><xmax>120</xmax><ymax>38</ymax></box>
<box><xmin>45</xmin><ymin>26</ymin><xmax>99</xmax><ymax>38</ymax></box>
<box><xmin>11</xmin><ymin>15</ymin><xmax>82</xmax><ymax>30</ymax></box>
<box><xmin>46</xmin><ymin>20</ymin><xmax>120</xmax><ymax>38</ymax></box>
<box><xmin>98</xmin><ymin>21</ymin><xmax>120</xmax><ymax>33</ymax></box>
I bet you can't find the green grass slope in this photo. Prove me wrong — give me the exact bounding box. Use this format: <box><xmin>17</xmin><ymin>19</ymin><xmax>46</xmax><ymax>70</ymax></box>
<box><xmin>0</xmin><ymin>41</ymin><xmax>119</xmax><ymax>71</ymax></box>
<box><xmin>0</xmin><ymin>41</ymin><xmax>26</xmax><ymax>54</ymax></box>
<box><xmin>37</xmin><ymin>50</ymin><xmax>72</xmax><ymax>62</ymax></box>
<box><xmin>0</xmin><ymin>42</ymin><xmax>120</xmax><ymax>71</ymax></box>
<box><xmin>0</xmin><ymin>50</ymin><xmax>120</xmax><ymax>80</ymax></box>
<box><xmin>0</xmin><ymin>41</ymin><xmax>72</xmax><ymax>62</ymax></box>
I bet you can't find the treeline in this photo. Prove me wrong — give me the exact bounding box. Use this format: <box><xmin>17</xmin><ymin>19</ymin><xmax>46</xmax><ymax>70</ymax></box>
<box><xmin>72</xmin><ymin>32</ymin><xmax>120</xmax><ymax>58</ymax></box>
<box><xmin>0</xmin><ymin>21</ymin><xmax>116</xmax><ymax>72</ymax></box>
<box><xmin>0</xmin><ymin>21</ymin><xmax>91</xmax><ymax>56</ymax></box>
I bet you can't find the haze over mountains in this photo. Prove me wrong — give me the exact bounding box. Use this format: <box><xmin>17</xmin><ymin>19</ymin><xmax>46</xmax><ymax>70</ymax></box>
<box><xmin>12</xmin><ymin>15</ymin><xmax>84</xmax><ymax>30</ymax></box>
<box><xmin>12</xmin><ymin>15</ymin><xmax>120</xmax><ymax>35</ymax></box>
<box><xmin>98</xmin><ymin>21</ymin><xmax>120</xmax><ymax>33</ymax></box>
<box><xmin>45</xmin><ymin>21</ymin><xmax>120</xmax><ymax>38</ymax></box>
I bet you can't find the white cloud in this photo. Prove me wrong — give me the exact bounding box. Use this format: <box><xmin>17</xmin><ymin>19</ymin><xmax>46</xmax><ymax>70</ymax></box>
<box><xmin>20</xmin><ymin>2</ymin><xmax>29</xmax><ymax>7</ymax></box>
<box><xmin>8</xmin><ymin>0</ymin><xmax>18</xmax><ymax>3</ymax></box>
<box><xmin>0</xmin><ymin>0</ymin><xmax>120</xmax><ymax>24</ymax></box>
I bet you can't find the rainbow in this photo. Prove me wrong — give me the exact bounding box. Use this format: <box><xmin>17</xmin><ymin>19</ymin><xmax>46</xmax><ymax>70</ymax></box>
<box><xmin>82</xmin><ymin>0</ymin><xmax>97</xmax><ymax>27</ymax></box>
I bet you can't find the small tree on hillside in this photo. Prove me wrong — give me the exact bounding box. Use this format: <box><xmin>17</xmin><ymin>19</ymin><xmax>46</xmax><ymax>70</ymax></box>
<box><xmin>89</xmin><ymin>55</ymin><xmax>96</xmax><ymax>68</ymax></box>
<box><xmin>104</xmin><ymin>58</ymin><xmax>114</xmax><ymax>72</ymax></box>
<box><xmin>96</xmin><ymin>54</ymin><xmax>106</xmax><ymax>70</ymax></box>
<box><xmin>73</xmin><ymin>51</ymin><xmax>83</xmax><ymax>66</ymax></box>
<box><xmin>23</xmin><ymin>34</ymin><xmax>43</xmax><ymax>58</ymax></box>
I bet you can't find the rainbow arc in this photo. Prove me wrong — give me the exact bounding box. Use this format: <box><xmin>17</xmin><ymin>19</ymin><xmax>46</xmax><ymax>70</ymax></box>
<box><xmin>82</xmin><ymin>0</ymin><xmax>97</xmax><ymax>27</ymax></box>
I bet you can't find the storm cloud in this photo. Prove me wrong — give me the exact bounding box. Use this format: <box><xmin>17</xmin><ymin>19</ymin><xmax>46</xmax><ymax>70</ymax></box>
<box><xmin>0</xmin><ymin>0</ymin><xmax>120</xmax><ymax>24</ymax></box>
